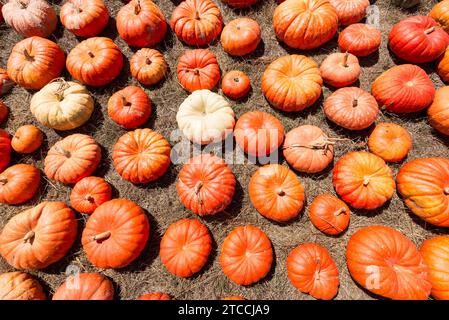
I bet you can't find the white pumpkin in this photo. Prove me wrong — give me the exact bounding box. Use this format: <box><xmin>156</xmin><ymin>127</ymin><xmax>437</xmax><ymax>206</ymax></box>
<box><xmin>176</xmin><ymin>90</ymin><xmax>235</xmax><ymax>145</ymax></box>
<box><xmin>30</xmin><ymin>79</ymin><xmax>94</xmax><ymax>131</ymax></box>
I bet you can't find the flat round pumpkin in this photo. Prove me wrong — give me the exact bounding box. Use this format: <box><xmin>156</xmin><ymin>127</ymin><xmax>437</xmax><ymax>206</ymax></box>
<box><xmin>0</xmin><ymin>164</ymin><xmax>40</xmax><ymax>205</ymax></box>
<box><xmin>60</xmin><ymin>0</ymin><xmax>109</xmax><ymax>37</ymax></box>
<box><xmin>221</xmin><ymin>70</ymin><xmax>251</xmax><ymax>100</ymax></box>
<box><xmin>421</xmin><ymin>236</ymin><xmax>449</xmax><ymax>300</ymax></box>
<box><xmin>338</xmin><ymin>23</ymin><xmax>382</xmax><ymax>57</ymax></box>
<box><xmin>11</xmin><ymin>125</ymin><xmax>43</xmax><ymax>154</ymax></box>
<box><xmin>221</xmin><ymin>18</ymin><xmax>261</xmax><ymax>57</ymax></box>
<box><xmin>329</xmin><ymin>0</ymin><xmax>370</xmax><ymax>26</ymax></box>
<box><xmin>130</xmin><ymin>48</ymin><xmax>168</xmax><ymax>86</ymax></box>
<box><xmin>0</xmin><ymin>272</ymin><xmax>46</xmax><ymax>300</ymax></box>
<box><xmin>309</xmin><ymin>194</ymin><xmax>350</xmax><ymax>236</ymax></box>
<box><xmin>428</xmin><ymin>86</ymin><xmax>449</xmax><ymax>136</ymax></box>
<box><xmin>52</xmin><ymin>273</ymin><xmax>114</xmax><ymax>300</ymax></box>
<box><xmin>70</xmin><ymin>176</ymin><xmax>112</xmax><ymax>215</ymax></box>
<box><xmin>368</xmin><ymin>122</ymin><xmax>412</xmax><ymax>163</ymax></box>
<box><xmin>319</xmin><ymin>52</ymin><xmax>361</xmax><ymax>88</ymax></box>
<box><xmin>177</xmin><ymin>49</ymin><xmax>220</xmax><ymax>92</ymax></box>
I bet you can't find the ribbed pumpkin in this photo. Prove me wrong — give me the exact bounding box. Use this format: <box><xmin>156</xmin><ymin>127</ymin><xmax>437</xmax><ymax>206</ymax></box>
<box><xmin>309</xmin><ymin>194</ymin><xmax>350</xmax><ymax>236</ymax></box>
<box><xmin>0</xmin><ymin>201</ymin><xmax>77</xmax><ymax>269</ymax></box>
<box><xmin>420</xmin><ymin>236</ymin><xmax>449</xmax><ymax>300</ymax></box>
<box><xmin>430</xmin><ymin>0</ymin><xmax>449</xmax><ymax>34</ymax></box>
<box><xmin>0</xmin><ymin>272</ymin><xmax>46</xmax><ymax>300</ymax></box>
<box><xmin>0</xmin><ymin>102</ymin><xmax>7</xmax><ymax>124</ymax></box>
<box><xmin>221</xmin><ymin>18</ymin><xmax>261</xmax><ymax>57</ymax></box>
<box><xmin>177</xmin><ymin>49</ymin><xmax>220</xmax><ymax>92</ymax></box>
<box><xmin>137</xmin><ymin>293</ymin><xmax>172</xmax><ymax>300</ymax></box>
<box><xmin>0</xmin><ymin>129</ymin><xmax>11</xmax><ymax>172</ymax></box>
<box><xmin>108</xmin><ymin>86</ymin><xmax>151</xmax><ymax>129</ymax></box>
<box><xmin>262</xmin><ymin>55</ymin><xmax>322</xmax><ymax>112</ymax></box>
<box><xmin>329</xmin><ymin>0</ymin><xmax>369</xmax><ymax>26</ymax></box>
<box><xmin>60</xmin><ymin>0</ymin><xmax>109</xmax><ymax>37</ymax></box>
<box><xmin>177</xmin><ymin>154</ymin><xmax>236</xmax><ymax>216</ymax></box>
<box><xmin>368</xmin><ymin>122</ymin><xmax>412</xmax><ymax>162</ymax></box>
<box><xmin>130</xmin><ymin>48</ymin><xmax>168</xmax><ymax>86</ymax></box>
<box><xmin>221</xmin><ymin>70</ymin><xmax>251</xmax><ymax>100</ymax></box>
<box><xmin>70</xmin><ymin>176</ymin><xmax>112</xmax><ymax>214</ymax></box>
<box><xmin>0</xmin><ymin>164</ymin><xmax>40</xmax><ymax>205</ymax></box>
<box><xmin>338</xmin><ymin>23</ymin><xmax>382</xmax><ymax>57</ymax></box>
<box><xmin>52</xmin><ymin>273</ymin><xmax>114</xmax><ymax>300</ymax></box>
<box><xmin>428</xmin><ymin>86</ymin><xmax>449</xmax><ymax>135</ymax></box>
<box><xmin>221</xmin><ymin>0</ymin><xmax>258</xmax><ymax>8</ymax></box>
<box><xmin>320</xmin><ymin>52</ymin><xmax>360</xmax><ymax>88</ymax></box>
<box><xmin>0</xmin><ymin>68</ymin><xmax>14</xmax><ymax>96</ymax></box>
<box><xmin>11</xmin><ymin>125</ymin><xmax>43</xmax><ymax>154</ymax></box>
<box><xmin>437</xmin><ymin>46</ymin><xmax>449</xmax><ymax>82</ymax></box>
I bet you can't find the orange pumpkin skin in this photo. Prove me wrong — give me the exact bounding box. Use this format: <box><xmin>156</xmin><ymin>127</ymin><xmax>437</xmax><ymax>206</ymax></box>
<box><xmin>324</xmin><ymin>87</ymin><xmax>379</xmax><ymax>131</ymax></box>
<box><xmin>309</xmin><ymin>194</ymin><xmax>350</xmax><ymax>236</ymax></box>
<box><xmin>220</xmin><ymin>225</ymin><xmax>273</xmax><ymax>286</ymax></box>
<box><xmin>287</xmin><ymin>243</ymin><xmax>339</xmax><ymax>300</ymax></box>
<box><xmin>0</xmin><ymin>129</ymin><xmax>11</xmax><ymax>172</ymax></box>
<box><xmin>44</xmin><ymin>134</ymin><xmax>101</xmax><ymax>185</ymax></box>
<box><xmin>112</xmin><ymin>129</ymin><xmax>171</xmax><ymax>184</ymax></box>
<box><xmin>262</xmin><ymin>55</ymin><xmax>322</xmax><ymax>112</ymax></box>
<box><xmin>223</xmin><ymin>296</ymin><xmax>245</xmax><ymax>300</ymax></box>
<box><xmin>66</xmin><ymin>37</ymin><xmax>123</xmax><ymax>87</ymax></box>
<box><xmin>60</xmin><ymin>0</ymin><xmax>109</xmax><ymax>37</ymax></box>
<box><xmin>52</xmin><ymin>273</ymin><xmax>114</xmax><ymax>300</ymax></box>
<box><xmin>338</xmin><ymin>23</ymin><xmax>382</xmax><ymax>57</ymax></box>
<box><xmin>396</xmin><ymin>157</ymin><xmax>449</xmax><ymax>227</ymax></box>
<box><xmin>130</xmin><ymin>48</ymin><xmax>168</xmax><ymax>86</ymax></box>
<box><xmin>221</xmin><ymin>18</ymin><xmax>261</xmax><ymax>57</ymax></box>
<box><xmin>430</xmin><ymin>0</ymin><xmax>449</xmax><ymax>34</ymax></box>
<box><xmin>320</xmin><ymin>52</ymin><xmax>360</xmax><ymax>88</ymax></box>
<box><xmin>437</xmin><ymin>46</ymin><xmax>449</xmax><ymax>82</ymax></box>
<box><xmin>0</xmin><ymin>102</ymin><xmax>8</xmax><ymax>124</ymax></box>
<box><xmin>273</xmin><ymin>0</ymin><xmax>338</xmax><ymax>50</ymax></box>
<box><xmin>177</xmin><ymin>49</ymin><xmax>220</xmax><ymax>92</ymax></box>
<box><xmin>428</xmin><ymin>86</ymin><xmax>449</xmax><ymax>135</ymax></box>
<box><xmin>0</xmin><ymin>164</ymin><xmax>40</xmax><ymax>205</ymax></box>
<box><xmin>11</xmin><ymin>125</ymin><xmax>43</xmax><ymax>154</ymax></box>
<box><xmin>160</xmin><ymin>219</ymin><xmax>212</xmax><ymax>278</ymax></box>
<box><xmin>137</xmin><ymin>292</ymin><xmax>172</xmax><ymax>300</ymax></box>
<box><xmin>116</xmin><ymin>0</ymin><xmax>167</xmax><ymax>47</ymax></box>
<box><xmin>70</xmin><ymin>176</ymin><xmax>112</xmax><ymax>214</ymax></box>
<box><xmin>371</xmin><ymin>64</ymin><xmax>435</xmax><ymax>113</ymax></box>
<box><xmin>329</xmin><ymin>0</ymin><xmax>369</xmax><ymax>26</ymax></box>
<box><xmin>82</xmin><ymin>199</ymin><xmax>149</xmax><ymax>269</ymax></box>
<box><xmin>0</xmin><ymin>201</ymin><xmax>77</xmax><ymax>270</ymax></box>
<box><xmin>221</xmin><ymin>70</ymin><xmax>251</xmax><ymax>100</ymax></box>
<box><xmin>0</xmin><ymin>272</ymin><xmax>46</xmax><ymax>300</ymax></box>
<box><xmin>177</xmin><ymin>154</ymin><xmax>235</xmax><ymax>216</ymax></box>
<box><xmin>170</xmin><ymin>0</ymin><xmax>222</xmax><ymax>46</ymax></box>
<box><xmin>221</xmin><ymin>0</ymin><xmax>258</xmax><ymax>8</ymax></box>
<box><xmin>249</xmin><ymin>164</ymin><xmax>305</xmax><ymax>222</ymax></box>
<box><xmin>0</xmin><ymin>68</ymin><xmax>14</xmax><ymax>96</ymax></box>
<box><xmin>368</xmin><ymin>122</ymin><xmax>412</xmax><ymax>163</ymax></box>
<box><xmin>420</xmin><ymin>236</ymin><xmax>449</xmax><ymax>300</ymax></box>
<box><xmin>333</xmin><ymin>151</ymin><xmax>395</xmax><ymax>210</ymax></box>
<box><xmin>283</xmin><ymin>125</ymin><xmax>333</xmax><ymax>174</ymax></box>
<box><xmin>346</xmin><ymin>226</ymin><xmax>431</xmax><ymax>300</ymax></box>
<box><xmin>7</xmin><ymin>37</ymin><xmax>65</xmax><ymax>90</ymax></box>
<box><xmin>234</xmin><ymin>111</ymin><xmax>284</xmax><ymax>157</ymax></box>
<box><xmin>108</xmin><ymin>86</ymin><xmax>151</xmax><ymax>129</ymax></box>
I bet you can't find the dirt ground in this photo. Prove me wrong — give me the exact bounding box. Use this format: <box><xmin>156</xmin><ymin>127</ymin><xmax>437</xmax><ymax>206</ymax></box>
<box><xmin>1</xmin><ymin>0</ymin><xmax>448</xmax><ymax>300</ymax></box>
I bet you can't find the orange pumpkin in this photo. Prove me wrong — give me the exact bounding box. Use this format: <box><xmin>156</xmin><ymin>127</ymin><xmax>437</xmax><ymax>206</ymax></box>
<box><xmin>324</xmin><ymin>87</ymin><xmax>379</xmax><ymax>130</ymax></box>
<box><xmin>249</xmin><ymin>164</ymin><xmax>305</xmax><ymax>222</ymax></box>
<box><xmin>45</xmin><ymin>134</ymin><xmax>101</xmax><ymax>185</ymax></box>
<box><xmin>0</xmin><ymin>129</ymin><xmax>11</xmax><ymax>172</ymax></box>
<box><xmin>52</xmin><ymin>273</ymin><xmax>114</xmax><ymax>300</ymax></box>
<box><xmin>70</xmin><ymin>176</ymin><xmax>112</xmax><ymax>214</ymax></box>
<box><xmin>287</xmin><ymin>243</ymin><xmax>339</xmax><ymax>300</ymax></box>
<box><xmin>130</xmin><ymin>48</ymin><xmax>168</xmax><ymax>86</ymax></box>
<box><xmin>11</xmin><ymin>125</ymin><xmax>43</xmax><ymax>154</ymax></box>
<box><xmin>346</xmin><ymin>225</ymin><xmax>431</xmax><ymax>300</ymax></box>
<box><xmin>7</xmin><ymin>36</ymin><xmax>64</xmax><ymax>90</ymax></box>
<box><xmin>283</xmin><ymin>125</ymin><xmax>334</xmax><ymax>174</ymax></box>
<box><xmin>66</xmin><ymin>37</ymin><xmax>123</xmax><ymax>87</ymax></box>
<box><xmin>0</xmin><ymin>272</ymin><xmax>46</xmax><ymax>300</ymax></box>
<box><xmin>108</xmin><ymin>86</ymin><xmax>151</xmax><ymax>129</ymax></box>
<box><xmin>309</xmin><ymin>194</ymin><xmax>350</xmax><ymax>236</ymax></box>
<box><xmin>221</xmin><ymin>70</ymin><xmax>251</xmax><ymax>100</ymax></box>
<box><xmin>261</xmin><ymin>55</ymin><xmax>322</xmax><ymax>112</ymax></box>
<box><xmin>338</xmin><ymin>23</ymin><xmax>382</xmax><ymax>57</ymax></box>
<box><xmin>116</xmin><ymin>0</ymin><xmax>167</xmax><ymax>47</ymax></box>
<box><xmin>0</xmin><ymin>102</ymin><xmax>7</xmax><ymax>124</ymax></box>
<box><xmin>397</xmin><ymin>157</ymin><xmax>449</xmax><ymax>227</ymax></box>
<box><xmin>220</xmin><ymin>225</ymin><xmax>273</xmax><ymax>286</ymax></box>
<box><xmin>329</xmin><ymin>0</ymin><xmax>370</xmax><ymax>26</ymax></box>
<box><xmin>0</xmin><ymin>201</ymin><xmax>77</xmax><ymax>269</ymax></box>
<box><xmin>177</xmin><ymin>49</ymin><xmax>220</xmax><ymax>92</ymax></box>
<box><xmin>60</xmin><ymin>0</ymin><xmax>109</xmax><ymax>37</ymax></box>
<box><xmin>137</xmin><ymin>292</ymin><xmax>172</xmax><ymax>300</ymax></box>
<box><xmin>320</xmin><ymin>52</ymin><xmax>360</xmax><ymax>88</ymax></box>
<box><xmin>368</xmin><ymin>122</ymin><xmax>412</xmax><ymax>162</ymax></box>
<box><xmin>437</xmin><ymin>46</ymin><xmax>449</xmax><ymax>82</ymax></box>
<box><xmin>112</xmin><ymin>129</ymin><xmax>171</xmax><ymax>184</ymax></box>
<box><xmin>234</xmin><ymin>111</ymin><xmax>284</xmax><ymax>157</ymax></box>
<box><xmin>220</xmin><ymin>0</ymin><xmax>258</xmax><ymax>8</ymax></box>
<box><xmin>221</xmin><ymin>18</ymin><xmax>261</xmax><ymax>56</ymax></box>
<box><xmin>160</xmin><ymin>219</ymin><xmax>212</xmax><ymax>278</ymax></box>
<box><xmin>420</xmin><ymin>236</ymin><xmax>449</xmax><ymax>300</ymax></box>
<box><xmin>170</xmin><ymin>0</ymin><xmax>222</xmax><ymax>46</ymax></box>
<box><xmin>223</xmin><ymin>296</ymin><xmax>245</xmax><ymax>300</ymax></box>
<box><xmin>428</xmin><ymin>86</ymin><xmax>449</xmax><ymax>135</ymax></box>
<box><xmin>0</xmin><ymin>68</ymin><xmax>14</xmax><ymax>96</ymax></box>
<box><xmin>333</xmin><ymin>151</ymin><xmax>395</xmax><ymax>210</ymax></box>
<box><xmin>273</xmin><ymin>0</ymin><xmax>338</xmax><ymax>50</ymax></box>
<box><xmin>82</xmin><ymin>199</ymin><xmax>149</xmax><ymax>269</ymax></box>
<box><xmin>177</xmin><ymin>154</ymin><xmax>235</xmax><ymax>216</ymax></box>
<box><xmin>0</xmin><ymin>164</ymin><xmax>40</xmax><ymax>205</ymax></box>
<box><xmin>430</xmin><ymin>0</ymin><xmax>449</xmax><ymax>34</ymax></box>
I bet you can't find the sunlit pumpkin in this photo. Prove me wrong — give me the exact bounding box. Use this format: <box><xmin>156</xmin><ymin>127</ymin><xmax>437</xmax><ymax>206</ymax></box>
<box><xmin>329</xmin><ymin>0</ymin><xmax>369</xmax><ymax>26</ymax></box>
<box><xmin>320</xmin><ymin>52</ymin><xmax>360</xmax><ymax>88</ymax></box>
<box><xmin>221</xmin><ymin>18</ymin><xmax>261</xmax><ymax>56</ymax></box>
<box><xmin>221</xmin><ymin>70</ymin><xmax>251</xmax><ymax>100</ymax></box>
<box><xmin>309</xmin><ymin>194</ymin><xmax>350</xmax><ymax>236</ymax></box>
<box><xmin>11</xmin><ymin>125</ymin><xmax>43</xmax><ymax>154</ymax></box>
<box><xmin>130</xmin><ymin>48</ymin><xmax>168</xmax><ymax>86</ymax></box>
<box><xmin>338</xmin><ymin>23</ymin><xmax>382</xmax><ymax>57</ymax></box>
<box><xmin>430</xmin><ymin>0</ymin><xmax>449</xmax><ymax>34</ymax></box>
<box><xmin>177</xmin><ymin>49</ymin><xmax>220</xmax><ymax>92</ymax></box>
<box><xmin>0</xmin><ymin>272</ymin><xmax>46</xmax><ymax>300</ymax></box>
<box><xmin>108</xmin><ymin>86</ymin><xmax>151</xmax><ymax>129</ymax></box>
<box><xmin>428</xmin><ymin>86</ymin><xmax>449</xmax><ymax>135</ymax></box>
<box><xmin>0</xmin><ymin>164</ymin><xmax>40</xmax><ymax>205</ymax></box>
<box><xmin>368</xmin><ymin>122</ymin><xmax>412</xmax><ymax>162</ymax></box>
<box><xmin>437</xmin><ymin>46</ymin><xmax>449</xmax><ymax>82</ymax></box>
<box><xmin>70</xmin><ymin>176</ymin><xmax>112</xmax><ymax>215</ymax></box>
<box><xmin>52</xmin><ymin>273</ymin><xmax>114</xmax><ymax>300</ymax></box>
<box><xmin>60</xmin><ymin>0</ymin><xmax>109</xmax><ymax>37</ymax></box>
<box><xmin>0</xmin><ymin>129</ymin><xmax>11</xmax><ymax>172</ymax></box>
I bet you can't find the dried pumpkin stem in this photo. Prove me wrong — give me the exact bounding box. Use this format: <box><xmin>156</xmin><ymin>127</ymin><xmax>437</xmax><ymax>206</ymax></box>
<box><xmin>343</xmin><ymin>52</ymin><xmax>349</xmax><ymax>68</ymax></box>
<box><xmin>194</xmin><ymin>10</ymin><xmax>200</xmax><ymax>20</ymax></box>
<box><xmin>283</xmin><ymin>137</ymin><xmax>349</xmax><ymax>150</ymax></box>
<box><xmin>315</xmin><ymin>258</ymin><xmax>321</xmax><ymax>281</ymax></box>
<box><xmin>85</xmin><ymin>195</ymin><xmax>95</xmax><ymax>203</ymax></box>
<box><xmin>18</xmin><ymin>0</ymin><xmax>28</xmax><ymax>9</ymax></box>
<box><xmin>276</xmin><ymin>188</ymin><xmax>285</xmax><ymax>196</ymax></box>
<box><xmin>194</xmin><ymin>181</ymin><xmax>203</xmax><ymax>205</ymax></box>
<box><xmin>23</xmin><ymin>230</ymin><xmax>35</xmax><ymax>243</ymax></box>
<box><xmin>182</xmin><ymin>68</ymin><xmax>201</xmax><ymax>75</ymax></box>
<box><xmin>333</xmin><ymin>207</ymin><xmax>346</xmax><ymax>216</ymax></box>
<box><xmin>444</xmin><ymin>187</ymin><xmax>449</xmax><ymax>195</ymax></box>
<box><xmin>363</xmin><ymin>176</ymin><xmax>371</xmax><ymax>186</ymax></box>
<box><xmin>54</xmin><ymin>145</ymin><xmax>71</xmax><ymax>158</ymax></box>
<box><xmin>92</xmin><ymin>231</ymin><xmax>111</xmax><ymax>241</ymax></box>
<box><xmin>87</xmin><ymin>51</ymin><xmax>95</xmax><ymax>58</ymax></box>
<box><xmin>23</xmin><ymin>49</ymin><xmax>34</xmax><ymax>62</ymax></box>
<box><xmin>424</xmin><ymin>27</ymin><xmax>435</xmax><ymax>35</ymax></box>
<box><xmin>317</xmin><ymin>215</ymin><xmax>344</xmax><ymax>233</ymax></box>
<box><xmin>134</xmin><ymin>0</ymin><xmax>141</xmax><ymax>15</ymax></box>
<box><xmin>121</xmin><ymin>96</ymin><xmax>131</xmax><ymax>107</ymax></box>
<box><xmin>0</xmin><ymin>178</ymin><xmax>7</xmax><ymax>185</ymax></box>
<box><xmin>145</xmin><ymin>57</ymin><xmax>152</xmax><ymax>65</ymax></box>
<box><xmin>352</xmin><ymin>99</ymin><xmax>358</xmax><ymax>108</ymax></box>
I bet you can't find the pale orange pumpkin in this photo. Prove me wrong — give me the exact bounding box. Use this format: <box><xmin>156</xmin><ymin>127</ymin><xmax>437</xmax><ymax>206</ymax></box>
<box><xmin>368</xmin><ymin>122</ymin><xmax>412</xmax><ymax>162</ymax></box>
<box><xmin>320</xmin><ymin>52</ymin><xmax>360</xmax><ymax>88</ymax></box>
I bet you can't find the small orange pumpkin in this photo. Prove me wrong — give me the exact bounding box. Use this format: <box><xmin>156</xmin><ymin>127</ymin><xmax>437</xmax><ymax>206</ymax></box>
<box><xmin>221</xmin><ymin>18</ymin><xmax>261</xmax><ymax>57</ymax></box>
<box><xmin>329</xmin><ymin>0</ymin><xmax>370</xmax><ymax>26</ymax></box>
<box><xmin>309</xmin><ymin>194</ymin><xmax>350</xmax><ymax>236</ymax></box>
<box><xmin>137</xmin><ymin>292</ymin><xmax>172</xmax><ymax>300</ymax></box>
<box><xmin>130</xmin><ymin>48</ymin><xmax>168</xmax><ymax>86</ymax></box>
<box><xmin>0</xmin><ymin>164</ymin><xmax>40</xmax><ymax>205</ymax></box>
<box><xmin>221</xmin><ymin>70</ymin><xmax>251</xmax><ymax>100</ymax></box>
<box><xmin>428</xmin><ymin>86</ymin><xmax>449</xmax><ymax>136</ymax></box>
<box><xmin>52</xmin><ymin>273</ymin><xmax>114</xmax><ymax>300</ymax></box>
<box><xmin>320</xmin><ymin>52</ymin><xmax>360</xmax><ymax>88</ymax></box>
<box><xmin>108</xmin><ymin>86</ymin><xmax>151</xmax><ymax>129</ymax></box>
<box><xmin>0</xmin><ymin>272</ymin><xmax>46</xmax><ymax>300</ymax></box>
<box><xmin>60</xmin><ymin>0</ymin><xmax>109</xmax><ymax>37</ymax></box>
<box><xmin>11</xmin><ymin>125</ymin><xmax>43</xmax><ymax>154</ymax></box>
<box><xmin>368</xmin><ymin>122</ymin><xmax>412</xmax><ymax>162</ymax></box>
<box><xmin>70</xmin><ymin>176</ymin><xmax>112</xmax><ymax>214</ymax></box>
<box><xmin>177</xmin><ymin>49</ymin><xmax>220</xmax><ymax>92</ymax></box>
<box><xmin>338</xmin><ymin>23</ymin><xmax>382</xmax><ymax>57</ymax></box>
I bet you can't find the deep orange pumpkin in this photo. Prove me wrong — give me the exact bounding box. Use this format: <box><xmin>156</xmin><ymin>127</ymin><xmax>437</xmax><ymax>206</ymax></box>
<box><xmin>0</xmin><ymin>129</ymin><xmax>11</xmax><ymax>172</ymax></box>
<box><xmin>60</xmin><ymin>0</ymin><xmax>109</xmax><ymax>37</ymax></box>
<box><xmin>52</xmin><ymin>273</ymin><xmax>114</xmax><ymax>300</ymax></box>
<box><xmin>320</xmin><ymin>52</ymin><xmax>360</xmax><ymax>88</ymax></box>
<box><xmin>70</xmin><ymin>176</ymin><xmax>112</xmax><ymax>214</ymax></box>
<box><xmin>430</xmin><ymin>0</ymin><xmax>449</xmax><ymax>34</ymax></box>
<box><xmin>177</xmin><ymin>49</ymin><xmax>220</xmax><ymax>92</ymax></box>
<box><xmin>0</xmin><ymin>164</ymin><xmax>40</xmax><ymax>205</ymax></box>
<box><xmin>420</xmin><ymin>236</ymin><xmax>449</xmax><ymax>300</ymax></box>
<box><xmin>221</xmin><ymin>18</ymin><xmax>261</xmax><ymax>57</ymax></box>
<box><xmin>329</xmin><ymin>0</ymin><xmax>369</xmax><ymax>26</ymax></box>
<box><xmin>338</xmin><ymin>23</ymin><xmax>382</xmax><ymax>57</ymax></box>
<box><xmin>221</xmin><ymin>70</ymin><xmax>251</xmax><ymax>100</ymax></box>
<box><xmin>0</xmin><ymin>272</ymin><xmax>46</xmax><ymax>300</ymax></box>
<box><xmin>137</xmin><ymin>292</ymin><xmax>172</xmax><ymax>300</ymax></box>
<box><xmin>437</xmin><ymin>46</ymin><xmax>449</xmax><ymax>82</ymax></box>
<box><xmin>428</xmin><ymin>86</ymin><xmax>449</xmax><ymax>135</ymax></box>
<box><xmin>223</xmin><ymin>296</ymin><xmax>245</xmax><ymax>300</ymax></box>
<box><xmin>108</xmin><ymin>86</ymin><xmax>151</xmax><ymax>129</ymax></box>
<box><xmin>0</xmin><ymin>68</ymin><xmax>14</xmax><ymax>96</ymax></box>
<box><xmin>130</xmin><ymin>48</ymin><xmax>168</xmax><ymax>86</ymax></box>
<box><xmin>11</xmin><ymin>124</ymin><xmax>43</xmax><ymax>154</ymax></box>
<box><xmin>368</xmin><ymin>122</ymin><xmax>412</xmax><ymax>162</ymax></box>
<box><xmin>309</xmin><ymin>194</ymin><xmax>350</xmax><ymax>236</ymax></box>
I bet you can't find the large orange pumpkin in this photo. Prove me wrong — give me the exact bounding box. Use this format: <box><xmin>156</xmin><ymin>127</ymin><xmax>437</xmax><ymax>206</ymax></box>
<box><xmin>11</xmin><ymin>124</ymin><xmax>43</xmax><ymax>154</ymax></box>
<box><xmin>0</xmin><ymin>201</ymin><xmax>77</xmax><ymax>269</ymax></box>
<box><xmin>368</xmin><ymin>122</ymin><xmax>412</xmax><ymax>163</ymax></box>
<box><xmin>346</xmin><ymin>225</ymin><xmax>431</xmax><ymax>300</ymax></box>
<box><xmin>261</xmin><ymin>55</ymin><xmax>322</xmax><ymax>112</ymax></box>
<box><xmin>428</xmin><ymin>86</ymin><xmax>449</xmax><ymax>135</ymax></box>
<box><xmin>309</xmin><ymin>194</ymin><xmax>350</xmax><ymax>236</ymax></box>
<box><xmin>130</xmin><ymin>48</ymin><xmax>168</xmax><ymax>86</ymax></box>
<box><xmin>287</xmin><ymin>243</ymin><xmax>339</xmax><ymax>300</ymax></box>
<box><xmin>396</xmin><ymin>157</ymin><xmax>449</xmax><ymax>227</ymax></box>
<box><xmin>273</xmin><ymin>0</ymin><xmax>338</xmax><ymax>50</ymax></box>
<box><xmin>66</xmin><ymin>37</ymin><xmax>123</xmax><ymax>87</ymax></box>
<box><xmin>333</xmin><ymin>151</ymin><xmax>395</xmax><ymax>210</ymax></box>
<box><xmin>329</xmin><ymin>0</ymin><xmax>369</xmax><ymax>26</ymax></box>
<box><xmin>420</xmin><ymin>236</ymin><xmax>449</xmax><ymax>300</ymax></box>
<box><xmin>430</xmin><ymin>0</ymin><xmax>449</xmax><ymax>34</ymax></box>
<box><xmin>220</xmin><ymin>225</ymin><xmax>273</xmax><ymax>286</ymax></box>
<box><xmin>0</xmin><ymin>129</ymin><xmax>11</xmax><ymax>172</ymax></box>
<box><xmin>7</xmin><ymin>36</ymin><xmax>64</xmax><ymax>90</ymax></box>
<box><xmin>60</xmin><ymin>0</ymin><xmax>109</xmax><ymax>37</ymax></box>
<box><xmin>177</xmin><ymin>154</ymin><xmax>235</xmax><ymax>216</ymax></box>
<box><xmin>108</xmin><ymin>86</ymin><xmax>151</xmax><ymax>129</ymax></box>
<box><xmin>0</xmin><ymin>272</ymin><xmax>46</xmax><ymax>300</ymax></box>
<box><xmin>44</xmin><ymin>134</ymin><xmax>101</xmax><ymax>185</ymax></box>
<box><xmin>52</xmin><ymin>273</ymin><xmax>114</xmax><ymax>300</ymax></box>
<box><xmin>221</xmin><ymin>18</ymin><xmax>261</xmax><ymax>57</ymax></box>
<box><xmin>338</xmin><ymin>23</ymin><xmax>382</xmax><ymax>57</ymax></box>
<box><xmin>170</xmin><ymin>0</ymin><xmax>222</xmax><ymax>46</ymax></box>
<box><xmin>160</xmin><ymin>219</ymin><xmax>212</xmax><ymax>278</ymax></box>
<box><xmin>137</xmin><ymin>292</ymin><xmax>172</xmax><ymax>300</ymax></box>
<box><xmin>70</xmin><ymin>176</ymin><xmax>112</xmax><ymax>215</ymax></box>
<box><xmin>82</xmin><ymin>199</ymin><xmax>150</xmax><ymax>269</ymax></box>
<box><xmin>319</xmin><ymin>52</ymin><xmax>360</xmax><ymax>88</ymax></box>
<box><xmin>0</xmin><ymin>164</ymin><xmax>40</xmax><ymax>205</ymax></box>
<box><xmin>112</xmin><ymin>129</ymin><xmax>171</xmax><ymax>184</ymax></box>
<box><xmin>177</xmin><ymin>49</ymin><xmax>220</xmax><ymax>92</ymax></box>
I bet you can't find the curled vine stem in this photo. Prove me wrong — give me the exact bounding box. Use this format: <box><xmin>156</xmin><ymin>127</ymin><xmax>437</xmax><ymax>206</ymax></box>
<box><xmin>194</xmin><ymin>181</ymin><xmax>204</xmax><ymax>205</ymax></box>
<box><xmin>283</xmin><ymin>137</ymin><xmax>350</xmax><ymax>155</ymax></box>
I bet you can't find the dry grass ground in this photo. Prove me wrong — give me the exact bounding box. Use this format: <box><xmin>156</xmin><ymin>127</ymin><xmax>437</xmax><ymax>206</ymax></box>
<box><xmin>1</xmin><ymin>0</ymin><xmax>448</xmax><ymax>300</ymax></box>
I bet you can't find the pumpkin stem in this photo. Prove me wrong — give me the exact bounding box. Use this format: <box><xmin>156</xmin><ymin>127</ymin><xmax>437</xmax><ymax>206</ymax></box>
<box><xmin>0</xmin><ymin>178</ymin><xmax>7</xmax><ymax>185</ymax></box>
<box><xmin>343</xmin><ymin>52</ymin><xmax>349</xmax><ymax>68</ymax></box>
<box><xmin>23</xmin><ymin>230</ymin><xmax>35</xmax><ymax>243</ymax></box>
<box><xmin>85</xmin><ymin>195</ymin><xmax>95</xmax><ymax>203</ymax></box>
<box><xmin>134</xmin><ymin>0</ymin><xmax>141</xmax><ymax>15</ymax></box>
<box><xmin>194</xmin><ymin>10</ymin><xmax>200</xmax><ymax>20</ymax></box>
<box><xmin>18</xmin><ymin>0</ymin><xmax>28</xmax><ymax>9</ymax></box>
<box><xmin>233</xmin><ymin>77</ymin><xmax>240</xmax><ymax>83</ymax></box>
<box><xmin>121</xmin><ymin>96</ymin><xmax>131</xmax><ymax>107</ymax></box>
<box><xmin>145</xmin><ymin>57</ymin><xmax>152</xmax><ymax>65</ymax></box>
<box><xmin>444</xmin><ymin>187</ymin><xmax>449</xmax><ymax>195</ymax></box>
<box><xmin>183</xmin><ymin>68</ymin><xmax>201</xmax><ymax>75</ymax></box>
<box><xmin>352</xmin><ymin>99</ymin><xmax>358</xmax><ymax>108</ymax></box>
<box><xmin>23</xmin><ymin>49</ymin><xmax>34</xmax><ymax>62</ymax></box>
<box><xmin>276</xmin><ymin>188</ymin><xmax>285</xmax><ymax>196</ymax></box>
<box><xmin>424</xmin><ymin>26</ymin><xmax>435</xmax><ymax>35</ymax></box>
<box><xmin>92</xmin><ymin>231</ymin><xmax>111</xmax><ymax>241</ymax></box>
<box><xmin>363</xmin><ymin>176</ymin><xmax>370</xmax><ymax>186</ymax></box>
<box><xmin>284</xmin><ymin>137</ymin><xmax>350</xmax><ymax>151</ymax></box>
<box><xmin>194</xmin><ymin>181</ymin><xmax>204</xmax><ymax>204</ymax></box>
<box><xmin>315</xmin><ymin>258</ymin><xmax>321</xmax><ymax>281</ymax></box>
<box><xmin>334</xmin><ymin>207</ymin><xmax>346</xmax><ymax>216</ymax></box>
<box><xmin>87</xmin><ymin>51</ymin><xmax>95</xmax><ymax>58</ymax></box>
<box><xmin>54</xmin><ymin>145</ymin><xmax>71</xmax><ymax>158</ymax></box>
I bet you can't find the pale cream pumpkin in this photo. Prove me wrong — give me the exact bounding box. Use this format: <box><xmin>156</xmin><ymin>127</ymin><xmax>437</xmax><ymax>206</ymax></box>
<box><xmin>176</xmin><ymin>90</ymin><xmax>235</xmax><ymax>145</ymax></box>
<box><xmin>30</xmin><ymin>79</ymin><xmax>94</xmax><ymax>131</ymax></box>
